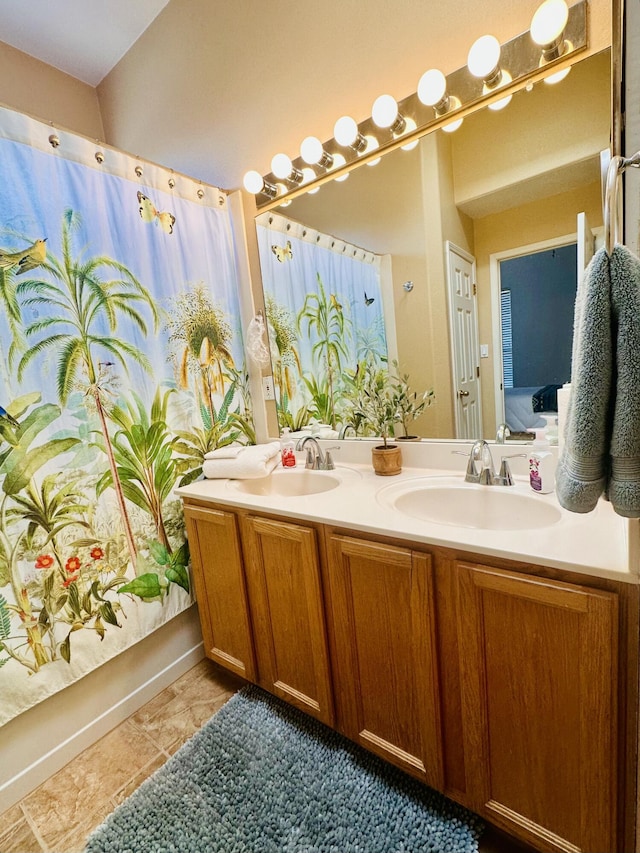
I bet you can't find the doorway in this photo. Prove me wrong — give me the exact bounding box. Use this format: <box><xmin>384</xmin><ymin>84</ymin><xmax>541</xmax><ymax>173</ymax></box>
<box><xmin>491</xmin><ymin>239</ymin><xmax>577</xmax><ymax>432</ymax></box>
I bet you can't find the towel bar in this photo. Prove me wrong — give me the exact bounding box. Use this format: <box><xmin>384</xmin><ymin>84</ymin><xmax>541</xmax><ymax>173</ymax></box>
<box><xmin>604</xmin><ymin>150</ymin><xmax>640</xmax><ymax>255</ymax></box>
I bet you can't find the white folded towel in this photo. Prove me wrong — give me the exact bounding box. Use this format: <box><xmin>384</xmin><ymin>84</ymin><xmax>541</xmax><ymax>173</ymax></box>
<box><xmin>204</xmin><ymin>445</ymin><xmax>246</xmax><ymax>460</ymax></box>
<box><xmin>202</xmin><ymin>441</ymin><xmax>281</xmax><ymax>480</ymax></box>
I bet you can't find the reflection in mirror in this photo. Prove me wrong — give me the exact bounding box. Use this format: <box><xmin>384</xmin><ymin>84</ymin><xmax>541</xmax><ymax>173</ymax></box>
<box><xmin>255</xmin><ymin>50</ymin><xmax>610</xmax><ymax>441</ymax></box>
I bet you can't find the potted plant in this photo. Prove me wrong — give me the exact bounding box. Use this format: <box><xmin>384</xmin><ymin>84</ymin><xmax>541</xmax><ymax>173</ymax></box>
<box><xmin>390</xmin><ymin>360</ymin><xmax>435</xmax><ymax>441</ymax></box>
<box><xmin>352</xmin><ymin>360</ymin><xmax>403</xmax><ymax>475</ymax></box>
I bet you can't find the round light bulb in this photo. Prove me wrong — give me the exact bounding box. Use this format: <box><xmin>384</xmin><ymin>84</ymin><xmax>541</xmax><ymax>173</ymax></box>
<box><xmin>332</xmin><ymin>152</ymin><xmax>349</xmax><ymax>181</ymax></box>
<box><xmin>531</xmin><ymin>0</ymin><xmax>569</xmax><ymax>46</ymax></box>
<box><xmin>300</xmin><ymin>136</ymin><xmax>323</xmax><ymax>165</ymax></box>
<box><xmin>243</xmin><ymin>170</ymin><xmax>264</xmax><ymax>194</ymax></box>
<box><xmin>442</xmin><ymin>117</ymin><xmax>463</xmax><ymax>133</ymax></box>
<box><xmin>271</xmin><ymin>153</ymin><xmax>293</xmax><ymax>179</ymax></box>
<box><xmin>365</xmin><ymin>136</ymin><xmax>381</xmax><ymax>166</ymax></box>
<box><xmin>301</xmin><ymin>167</ymin><xmax>316</xmax><ymax>184</ymax></box>
<box><xmin>486</xmin><ymin>69</ymin><xmax>513</xmax><ymax>110</ymax></box>
<box><xmin>467</xmin><ymin>34</ymin><xmax>501</xmax><ymax>79</ymax></box>
<box><xmin>334</xmin><ymin>115</ymin><xmax>359</xmax><ymax>147</ymax></box>
<box><xmin>488</xmin><ymin>93</ymin><xmax>512</xmax><ymax>111</ymax></box>
<box><xmin>417</xmin><ymin>69</ymin><xmax>447</xmax><ymax>107</ymax></box>
<box><xmin>544</xmin><ymin>65</ymin><xmax>571</xmax><ymax>84</ymax></box>
<box><xmin>401</xmin><ymin>118</ymin><xmax>419</xmax><ymax>151</ymax></box>
<box><xmin>372</xmin><ymin>94</ymin><xmax>399</xmax><ymax>129</ymax></box>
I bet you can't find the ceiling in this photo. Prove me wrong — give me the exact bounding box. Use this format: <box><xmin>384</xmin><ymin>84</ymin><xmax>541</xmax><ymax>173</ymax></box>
<box><xmin>0</xmin><ymin>0</ymin><xmax>168</xmax><ymax>86</ymax></box>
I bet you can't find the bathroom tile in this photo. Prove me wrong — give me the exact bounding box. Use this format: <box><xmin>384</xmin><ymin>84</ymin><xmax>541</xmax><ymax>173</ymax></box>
<box><xmin>21</xmin><ymin>719</ymin><xmax>158</xmax><ymax>849</ymax></box>
<box><xmin>0</xmin><ymin>814</ymin><xmax>42</xmax><ymax>853</ymax></box>
<box><xmin>111</xmin><ymin>753</ymin><xmax>167</xmax><ymax>805</ymax></box>
<box><xmin>0</xmin><ymin>805</ymin><xmax>24</xmax><ymax>834</ymax></box>
<box><xmin>55</xmin><ymin>801</ymin><xmax>116</xmax><ymax>853</ymax></box>
<box><xmin>131</xmin><ymin>660</ymin><xmax>242</xmax><ymax>752</ymax></box>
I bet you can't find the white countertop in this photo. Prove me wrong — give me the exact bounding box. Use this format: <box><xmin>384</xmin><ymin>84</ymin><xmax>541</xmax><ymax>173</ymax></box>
<box><xmin>176</xmin><ymin>446</ymin><xmax>637</xmax><ymax>584</ymax></box>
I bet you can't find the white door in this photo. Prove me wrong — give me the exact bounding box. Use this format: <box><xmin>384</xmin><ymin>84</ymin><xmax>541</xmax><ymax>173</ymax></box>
<box><xmin>446</xmin><ymin>242</ymin><xmax>482</xmax><ymax>439</ymax></box>
<box><xmin>577</xmin><ymin>211</ymin><xmax>595</xmax><ymax>291</ymax></box>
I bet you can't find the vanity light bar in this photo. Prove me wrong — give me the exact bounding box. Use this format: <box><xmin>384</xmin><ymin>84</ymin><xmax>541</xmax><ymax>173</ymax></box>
<box><xmin>247</xmin><ymin>0</ymin><xmax>586</xmax><ymax>210</ymax></box>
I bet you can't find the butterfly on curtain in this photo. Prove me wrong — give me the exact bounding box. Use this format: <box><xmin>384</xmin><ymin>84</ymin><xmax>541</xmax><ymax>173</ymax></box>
<box><xmin>137</xmin><ymin>191</ymin><xmax>176</xmax><ymax>234</ymax></box>
<box><xmin>364</xmin><ymin>292</ymin><xmax>375</xmax><ymax>306</ymax></box>
<box><xmin>271</xmin><ymin>241</ymin><xmax>292</xmax><ymax>262</ymax></box>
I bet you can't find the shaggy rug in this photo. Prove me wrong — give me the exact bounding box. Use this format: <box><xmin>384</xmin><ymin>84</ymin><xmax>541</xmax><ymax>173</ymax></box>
<box><xmin>85</xmin><ymin>685</ymin><xmax>483</xmax><ymax>853</ymax></box>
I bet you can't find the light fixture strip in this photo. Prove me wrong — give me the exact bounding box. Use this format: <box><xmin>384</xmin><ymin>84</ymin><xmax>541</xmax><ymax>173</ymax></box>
<box><xmin>255</xmin><ymin>0</ymin><xmax>586</xmax><ymax>209</ymax></box>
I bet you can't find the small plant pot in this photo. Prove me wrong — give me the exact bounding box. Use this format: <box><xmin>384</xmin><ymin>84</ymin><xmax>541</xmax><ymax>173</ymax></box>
<box><xmin>371</xmin><ymin>444</ymin><xmax>402</xmax><ymax>476</ymax></box>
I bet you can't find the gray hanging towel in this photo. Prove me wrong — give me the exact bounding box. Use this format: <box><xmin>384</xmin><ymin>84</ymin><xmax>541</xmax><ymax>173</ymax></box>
<box><xmin>608</xmin><ymin>245</ymin><xmax>640</xmax><ymax>516</ymax></box>
<box><xmin>555</xmin><ymin>247</ymin><xmax>612</xmax><ymax>512</ymax></box>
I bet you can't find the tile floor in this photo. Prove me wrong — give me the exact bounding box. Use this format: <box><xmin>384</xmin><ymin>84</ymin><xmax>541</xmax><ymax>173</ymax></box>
<box><xmin>0</xmin><ymin>659</ymin><xmax>534</xmax><ymax>853</ymax></box>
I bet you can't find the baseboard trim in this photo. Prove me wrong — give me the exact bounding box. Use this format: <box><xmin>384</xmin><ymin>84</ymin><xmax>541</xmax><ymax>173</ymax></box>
<box><xmin>1</xmin><ymin>615</ymin><xmax>204</xmax><ymax>811</ymax></box>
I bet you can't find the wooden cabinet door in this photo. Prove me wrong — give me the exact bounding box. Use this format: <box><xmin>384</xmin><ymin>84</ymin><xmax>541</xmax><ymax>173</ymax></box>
<box><xmin>241</xmin><ymin>515</ymin><xmax>334</xmax><ymax>725</ymax></box>
<box><xmin>326</xmin><ymin>535</ymin><xmax>443</xmax><ymax>789</ymax></box>
<box><xmin>457</xmin><ymin>562</ymin><xmax>618</xmax><ymax>853</ymax></box>
<box><xmin>183</xmin><ymin>505</ymin><xmax>257</xmax><ymax>681</ymax></box>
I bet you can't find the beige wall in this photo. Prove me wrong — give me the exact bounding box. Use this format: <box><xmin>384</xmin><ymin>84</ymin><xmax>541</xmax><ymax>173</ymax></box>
<box><xmin>0</xmin><ymin>42</ymin><xmax>103</xmax><ymax>139</ymax></box>
<box><xmin>451</xmin><ymin>51</ymin><xmax>611</xmax><ymax>216</ymax></box>
<box><xmin>96</xmin><ymin>0</ymin><xmax>612</xmax><ymax>193</ymax></box>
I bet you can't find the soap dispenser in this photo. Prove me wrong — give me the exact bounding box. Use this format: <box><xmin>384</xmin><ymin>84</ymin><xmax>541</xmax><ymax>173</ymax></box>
<box><xmin>280</xmin><ymin>428</ymin><xmax>296</xmax><ymax>468</ymax></box>
<box><xmin>528</xmin><ymin>429</ymin><xmax>554</xmax><ymax>494</ymax></box>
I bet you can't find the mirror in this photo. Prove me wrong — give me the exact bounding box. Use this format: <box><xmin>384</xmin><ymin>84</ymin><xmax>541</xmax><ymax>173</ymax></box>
<box><xmin>255</xmin><ymin>50</ymin><xmax>610</xmax><ymax>441</ymax></box>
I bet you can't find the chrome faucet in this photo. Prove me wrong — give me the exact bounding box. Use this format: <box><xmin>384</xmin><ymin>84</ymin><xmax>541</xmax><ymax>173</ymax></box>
<box><xmin>295</xmin><ymin>435</ymin><xmax>336</xmax><ymax>470</ymax></box>
<box><xmin>452</xmin><ymin>439</ymin><xmax>496</xmax><ymax>485</ymax></box>
<box><xmin>338</xmin><ymin>423</ymin><xmax>356</xmax><ymax>439</ymax></box>
<box><xmin>496</xmin><ymin>423</ymin><xmax>511</xmax><ymax>444</ymax></box>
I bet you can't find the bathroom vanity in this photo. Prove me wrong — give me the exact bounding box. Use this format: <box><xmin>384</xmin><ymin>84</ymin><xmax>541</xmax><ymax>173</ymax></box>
<box><xmin>177</xmin><ymin>455</ymin><xmax>638</xmax><ymax>853</ymax></box>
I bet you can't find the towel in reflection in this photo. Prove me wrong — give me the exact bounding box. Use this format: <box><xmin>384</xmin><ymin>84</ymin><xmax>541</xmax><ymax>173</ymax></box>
<box><xmin>556</xmin><ymin>245</ymin><xmax>640</xmax><ymax>516</ymax></box>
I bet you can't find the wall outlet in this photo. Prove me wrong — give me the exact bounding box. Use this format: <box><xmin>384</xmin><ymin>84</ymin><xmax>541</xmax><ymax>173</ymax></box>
<box><xmin>262</xmin><ymin>375</ymin><xmax>275</xmax><ymax>400</ymax></box>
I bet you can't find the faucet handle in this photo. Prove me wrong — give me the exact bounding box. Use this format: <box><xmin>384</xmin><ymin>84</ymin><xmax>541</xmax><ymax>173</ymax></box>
<box><xmin>321</xmin><ymin>445</ymin><xmax>340</xmax><ymax>470</ymax></box>
<box><xmin>304</xmin><ymin>447</ymin><xmax>316</xmax><ymax>469</ymax></box>
<box><xmin>452</xmin><ymin>449</ymin><xmax>478</xmax><ymax>480</ymax></box>
<box><xmin>497</xmin><ymin>453</ymin><xmax>526</xmax><ymax>486</ymax></box>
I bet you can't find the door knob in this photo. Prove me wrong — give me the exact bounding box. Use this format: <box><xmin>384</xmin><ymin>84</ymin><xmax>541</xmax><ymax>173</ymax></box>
<box><xmin>458</xmin><ymin>389</ymin><xmax>470</xmax><ymax>398</ymax></box>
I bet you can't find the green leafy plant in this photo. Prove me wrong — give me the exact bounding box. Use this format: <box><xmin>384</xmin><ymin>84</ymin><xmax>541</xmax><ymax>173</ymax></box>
<box><xmin>119</xmin><ymin>538</ymin><xmax>190</xmax><ymax>601</ymax></box>
<box><xmin>265</xmin><ymin>294</ymin><xmax>301</xmax><ymax>415</ymax></box>
<box><xmin>97</xmin><ymin>388</ymin><xmax>180</xmax><ymax>553</ymax></box>
<box><xmin>389</xmin><ymin>360</ymin><xmax>435</xmax><ymax>437</ymax></box>
<box><xmin>298</xmin><ymin>274</ymin><xmax>351</xmax><ymax>428</ymax></box>
<box><xmin>351</xmin><ymin>361</ymin><xmax>400</xmax><ymax>448</ymax></box>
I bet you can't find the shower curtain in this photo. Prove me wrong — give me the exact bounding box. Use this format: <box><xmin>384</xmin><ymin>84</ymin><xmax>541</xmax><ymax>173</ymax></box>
<box><xmin>256</xmin><ymin>212</ymin><xmax>387</xmax><ymax>430</ymax></box>
<box><xmin>0</xmin><ymin>106</ymin><xmax>251</xmax><ymax>725</ymax></box>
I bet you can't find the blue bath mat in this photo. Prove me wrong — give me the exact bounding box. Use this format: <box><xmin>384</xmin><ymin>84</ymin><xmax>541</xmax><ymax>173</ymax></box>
<box><xmin>85</xmin><ymin>684</ymin><xmax>483</xmax><ymax>852</ymax></box>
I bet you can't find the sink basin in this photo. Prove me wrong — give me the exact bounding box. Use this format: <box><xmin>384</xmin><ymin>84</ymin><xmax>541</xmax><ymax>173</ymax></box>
<box><xmin>229</xmin><ymin>469</ymin><xmax>341</xmax><ymax>497</ymax></box>
<box><xmin>377</xmin><ymin>478</ymin><xmax>562</xmax><ymax>530</ymax></box>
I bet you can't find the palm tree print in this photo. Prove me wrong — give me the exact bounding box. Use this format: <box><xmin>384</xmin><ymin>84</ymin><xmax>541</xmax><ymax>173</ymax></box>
<box><xmin>14</xmin><ymin>210</ymin><xmax>160</xmax><ymax>568</ymax></box>
<box><xmin>166</xmin><ymin>284</ymin><xmax>235</xmax><ymax>430</ymax></box>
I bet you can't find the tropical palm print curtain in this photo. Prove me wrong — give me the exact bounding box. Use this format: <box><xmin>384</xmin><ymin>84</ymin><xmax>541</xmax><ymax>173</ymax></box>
<box><xmin>256</xmin><ymin>213</ymin><xmax>387</xmax><ymax>430</ymax></box>
<box><xmin>0</xmin><ymin>106</ymin><xmax>251</xmax><ymax>725</ymax></box>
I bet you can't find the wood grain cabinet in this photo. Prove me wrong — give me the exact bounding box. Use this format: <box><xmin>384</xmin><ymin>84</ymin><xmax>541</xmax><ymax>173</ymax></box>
<box><xmin>325</xmin><ymin>535</ymin><xmax>443</xmax><ymax>789</ymax></box>
<box><xmin>183</xmin><ymin>504</ymin><xmax>257</xmax><ymax>681</ymax></box>
<box><xmin>240</xmin><ymin>515</ymin><xmax>334</xmax><ymax>726</ymax></box>
<box><xmin>455</xmin><ymin>561</ymin><xmax>619</xmax><ymax>853</ymax></box>
<box><xmin>183</xmin><ymin>500</ymin><xmax>632</xmax><ymax>853</ymax></box>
